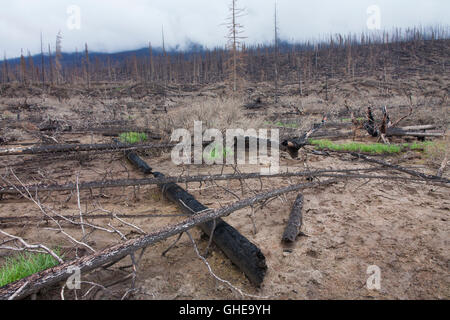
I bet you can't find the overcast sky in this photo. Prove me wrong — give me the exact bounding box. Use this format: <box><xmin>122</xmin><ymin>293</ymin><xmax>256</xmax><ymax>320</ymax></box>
<box><xmin>1</xmin><ymin>0</ymin><xmax>449</xmax><ymax>58</ymax></box>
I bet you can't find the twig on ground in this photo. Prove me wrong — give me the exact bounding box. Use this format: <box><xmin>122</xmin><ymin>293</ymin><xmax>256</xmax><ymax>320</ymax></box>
<box><xmin>0</xmin><ymin>229</ymin><xmax>63</xmax><ymax>264</ymax></box>
<box><xmin>186</xmin><ymin>231</ymin><xmax>269</xmax><ymax>299</ymax></box>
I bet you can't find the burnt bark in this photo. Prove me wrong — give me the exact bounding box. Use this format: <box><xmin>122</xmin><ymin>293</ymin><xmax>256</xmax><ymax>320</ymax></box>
<box><xmin>349</xmin><ymin>152</ymin><xmax>449</xmax><ymax>183</ymax></box>
<box><xmin>282</xmin><ymin>116</ymin><xmax>327</xmax><ymax>158</ymax></box>
<box><xmin>122</xmin><ymin>146</ymin><xmax>267</xmax><ymax>286</ymax></box>
<box><xmin>0</xmin><ymin>142</ymin><xmax>174</xmax><ymax>156</ymax></box>
<box><xmin>363</xmin><ymin>106</ymin><xmax>380</xmax><ymax>137</ymax></box>
<box><xmin>0</xmin><ymin>177</ymin><xmax>338</xmax><ymax>300</ymax></box>
<box><xmin>361</xmin><ymin>105</ymin><xmax>441</xmax><ymax>139</ymax></box>
<box><xmin>2</xmin><ymin>167</ymin><xmax>447</xmax><ymax>196</ymax></box>
<box><xmin>282</xmin><ymin>193</ymin><xmax>304</xmax><ymax>243</ymax></box>
<box><xmin>385</xmin><ymin>129</ymin><xmax>444</xmax><ymax>138</ymax></box>
<box><xmin>156</xmin><ymin>176</ymin><xmax>267</xmax><ymax>286</ymax></box>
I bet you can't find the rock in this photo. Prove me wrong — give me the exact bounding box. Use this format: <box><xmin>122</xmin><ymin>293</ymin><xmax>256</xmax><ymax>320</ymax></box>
<box><xmin>309</xmin><ymin>270</ymin><xmax>323</xmax><ymax>285</ymax></box>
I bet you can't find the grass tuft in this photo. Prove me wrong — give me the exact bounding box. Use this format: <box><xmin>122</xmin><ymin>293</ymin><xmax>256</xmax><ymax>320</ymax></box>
<box><xmin>264</xmin><ymin>121</ymin><xmax>299</xmax><ymax>129</ymax></box>
<box><xmin>119</xmin><ymin>132</ymin><xmax>148</xmax><ymax>144</ymax></box>
<box><xmin>204</xmin><ymin>144</ymin><xmax>234</xmax><ymax>161</ymax></box>
<box><xmin>309</xmin><ymin>139</ymin><xmax>435</xmax><ymax>155</ymax></box>
<box><xmin>0</xmin><ymin>250</ymin><xmax>61</xmax><ymax>287</ymax></box>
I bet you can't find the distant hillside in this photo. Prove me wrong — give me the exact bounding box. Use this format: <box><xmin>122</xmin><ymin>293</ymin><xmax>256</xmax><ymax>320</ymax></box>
<box><xmin>1</xmin><ymin>26</ymin><xmax>449</xmax><ymax>85</ymax></box>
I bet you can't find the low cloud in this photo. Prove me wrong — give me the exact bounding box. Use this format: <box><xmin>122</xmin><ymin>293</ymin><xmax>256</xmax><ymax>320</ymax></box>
<box><xmin>1</xmin><ymin>0</ymin><xmax>449</xmax><ymax>58</ymax></box>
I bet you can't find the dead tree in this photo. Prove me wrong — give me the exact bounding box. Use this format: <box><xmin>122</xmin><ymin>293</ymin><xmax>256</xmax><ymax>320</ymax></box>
<box><xmin>121</xmin><ymin>145</ymin><xmax>267</xmax><ymax>286</ymax></box>
<box><xmin>85</xmin><ymin>43</ymin><xmax>90</xmax><ymax>88</ymax></box>
<box><xmin>48</xmin><ymin>44</ymin><xmax>53</xmax><ymax>85</ymax></box>
<box><xmin>40</xmin><ymin>32</ymin><xmax>45</xmax><ymax>87</ymax></box>
<box><xmin>225</xmin><ymin>0</ymin><xmax>246</xmax><ymax>92</ymax></box>
<box><xmin>274</xmin><ymin>2</ymin><xmax>279</xmax><ymax>102</ymax></box>
<box><xmin>2</xmin><ymin>166</ymin><xmax>447</xmax><ymax>197</ymax></box>
<box><xmin>282</xmin><ymin>193</ymin><xmax>304</xmax><ymax>243</ymax></box>
<box><xmin>363</xmin><ymin>106</ymin><xmax>379</xmax><ymax>137</ymax></box>
<box><xmin>55</xmin><ymin>31</ymin><xmax>63</xmax><ymax>84</ymax></box>
<box><xmin>0</xmin><ymin>142</ymin><xmax>174</xmax><ymax>156</ymax></box>
<box><xmin>0</xmin><ymin>177</ymin><xmax>338</xmax><ymax>300</ymax></box>
<box><xmin>345</xmin><ymin>101</ymin><xmax>365</xmax><ymax>141</ymax></box>
<box><xmin>363</xmin><ymin>97</ymin><xmax>415</xmax><ymax>142</ymax></box>
<box><xmin>282</xmin><ymin>116</ymin><xmax>327</xmax><ymax>158</ymax></box>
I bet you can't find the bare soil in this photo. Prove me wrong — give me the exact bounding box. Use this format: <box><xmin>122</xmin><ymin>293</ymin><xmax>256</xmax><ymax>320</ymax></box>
<box><xmin>0</xmin><ymin>75</ymin><xmax>448</xmax><ymax>300</ymax></box>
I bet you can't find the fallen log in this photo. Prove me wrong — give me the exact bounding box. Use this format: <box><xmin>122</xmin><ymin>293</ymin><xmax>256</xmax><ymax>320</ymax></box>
<box><xmin>347</xmin><ymin>152</ymin><xmax>449</xmax><ymax>183</ymax></box>
<box><xmin>301</xmin><ymin>146</ymin><xmax>450</xmax><ymax>184</ymax></box>
<box><xmin>282</xmin><ymin>193</ymin><xmax>304</xmax><ymax>243</ymax></box>
<box><xmin>398</xmin><ymin>125</ymin><xmax>437</xmax><ymax>131</ymax></box>
<box><xmin>0</xmin><ymin>178</ymin><xmax>338</xmax><ymax>300</ymax></box>
<box><xmin>4</xmin><ymin>167</ymin><xmax>445</xmax><ymax>196</ymax></box>
<box><xmin>125</xmin><ymin>150</ymin><xmax>153</xmax><ymax>174</ymax></box>
<box><xmin>121</xmin><ymin>146</ymin><xmax>268</xmax><ymax>287</ymax></box>
<box><xmin>0</xmin><ymin>142</ymin><xmax>175</xmax><ymax>157</ymax></box>
<box><xmin>386</xmin><ymin>129</ymin><xmax>444</xmax><ymax>138</ymax></box>
<box><xmin>60</xmin><ymin>126</ymin><xmax>160</xmax><ymax>135</ymax></box>
<box><xmin>0</xmin><ymin>213</ymin><xmax>186</xmax><ymax>224</ymax></box>
<box><xmin>101</xmin><ymin>132</ymin><xmax>162</xmax><ymax>140</ymax></box>
<box><xmin>157</xmin><ymin>173</ymin><xmax>267</xmax><ymax>286</ymax></box>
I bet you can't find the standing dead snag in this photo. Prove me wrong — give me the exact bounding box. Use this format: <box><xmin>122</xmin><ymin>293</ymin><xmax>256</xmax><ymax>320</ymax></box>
<box><xmin>282</xmin><ymin>193</ymin><xmax>304</xmax><ymax>243</ymax></box>
<box><xmin>362</xmin><ymin>100</ymin><xmax>417</xmax><ymax>141</ymax></box>
<box><xmin>364</xmin><ymin>106</ymin><xmax>379</xmax><ymax>137</ymax></box>
<box><xmin>225</xmin><ymin>0</ymin><xmax>246</xmax><ymax>92</ymax></box>
<box><xmin>121</xmin><ymin>145</ymin><xmax>267</xmax><ymax>287</ymax></box>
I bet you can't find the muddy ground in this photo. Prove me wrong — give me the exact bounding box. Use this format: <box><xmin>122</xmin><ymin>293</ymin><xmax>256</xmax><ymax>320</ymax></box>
<box><xmin>0</xmin><ymin>75</ymin><xmax>448</xmax><ymax>300</ymax></box>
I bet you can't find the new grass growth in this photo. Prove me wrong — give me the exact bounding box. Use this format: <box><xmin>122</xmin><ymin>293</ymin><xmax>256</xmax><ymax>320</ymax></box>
<box><xmin>119</xmin><ymin>132</ymin><xmax>148</xmax><ymax>144</ymax></box>
<box><xmin>204</xmin><ymin>144</ymin><xmax>234</xmax><ymax>161</ymax></box>
<box><xmin>309</xmin><ymin>139</ymin><xmax>434</xmax><ymax>155</ymax></box>
<box><xmin>264</xmin><ymin>121</ymin><xmax>299</xmax><ymax>129</ymax></box>
<box><xmin>0</xmin><ymin>250</ymin><xmax>61</xmax><ymax>287</ymax></box>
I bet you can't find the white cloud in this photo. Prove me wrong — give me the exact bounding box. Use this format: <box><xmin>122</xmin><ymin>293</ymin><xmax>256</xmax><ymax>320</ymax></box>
<box><xmin>1</xmin><ymin>0</ymin><xmax>449</xmax><ymax>58</ymax></box>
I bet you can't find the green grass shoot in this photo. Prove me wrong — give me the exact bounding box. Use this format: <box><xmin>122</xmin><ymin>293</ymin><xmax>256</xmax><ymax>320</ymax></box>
<box><xmin>119</xmin><ymin>132</ymin><xmax>148</xmax><ymax>144</ymax></box>
<box><xmin>264</xmin><ymin>121</ymin><xmax>299</xmax><ymax>129</ymax></box>
<box><xmin>309</xmin><ymin>139</ymin><xmax>434</xmax><ymax>155</ymax></box>
<box><xmin>0</xmin><ymin>250</ymin><xmax>62</xmax><ymax>287</ymax></box>
<box><xmin>204</xmin><ymin>144</ymin><xmax>234</xmax><ymax>161</ymax></box>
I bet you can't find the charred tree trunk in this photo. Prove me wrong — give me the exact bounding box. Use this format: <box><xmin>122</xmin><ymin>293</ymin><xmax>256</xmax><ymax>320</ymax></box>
<box><xmin>122</xmin><ymin>145</ymin><xmax>267</xmax><ymax>286</ymax></box>
<box><xmin>2</xmin><ymin>167</ymin><xmax>446</xmax><ymax>196</ymax></box>
<box><xmin>0</xmin><ymin>142</ymin><xmax>174</xmax><ymax>156</ymax></box>
<box><xmin>361</xmin><ymin>105</ymin><xmax>440</xmax><ymax>139</ymax></box>
<box><xmin>0</xmin><ymin>176</ymin><xmax>338</xmax><ymax>300</ymax></box>
<box><xmin>282</xmin><ymin>193</ymin><xmax>304</xmax><ymax>243</ymax></box>
<box><xmin>155</xmin><ymin>173</ymin><xmax>267</xmax><ymax>286</ymax></box>
<box><xmin>282</xmin><ymin>116</ymin><xmax>327</xmax><ymax>158</ymax></box>
<box><xmin>0</xmin><ymin>200</ymin><xmax>259</xmax><ymax>300</ymax></box>
<box><xmin>363</xmin><ymin>106</ymin><xmax>380</xmax><ymax>137</ymax></box>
